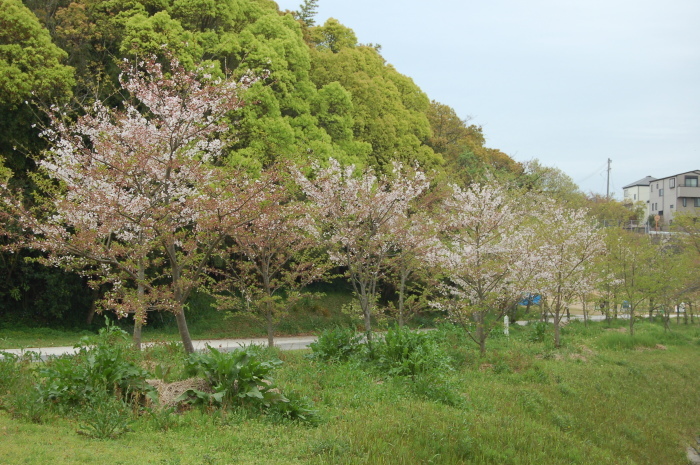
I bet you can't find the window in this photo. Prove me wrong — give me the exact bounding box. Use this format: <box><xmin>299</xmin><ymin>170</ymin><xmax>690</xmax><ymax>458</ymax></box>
<box><xmin>633</xmin><ymin>194</ymin><xmax>637</xmax><ymax>200</ymax></box>
<box><xmin>624</xmin><ymin>189</ymin><xmax>629</xmax><ymax>198</ymax></box>
<box><xmin>659</xmin><ymin>189</ymin><xmax>664</xmax><ymax>197</ymax></box>
<box><xmin>670</xmin><ymin>204</ymin><xmax>674</xmax><ymax>209</ymax></box>
<box><xmin>670</xmin><ymin>178</ymin><xmax>676</xmax><ymax>188</ymax></box>
<box><xmin>683</xmin><ymin>198</ymin><xmax>687</xmax><ymax>207</ymax></box>
<box><xmin>695</xmin><ymin>198</ymin><xmax>700</xmax><ymax>207</ymax></box>
<box><xmin>686</xmin><ymin>176</ymin><xmax>699</xmax><ymax>187</ymax></box>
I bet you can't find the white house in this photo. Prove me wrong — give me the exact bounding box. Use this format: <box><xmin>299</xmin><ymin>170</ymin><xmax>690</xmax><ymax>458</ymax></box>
<box><xmin>622</xmin><ymin>175</ymin><xmax>655</xmax><ymax>219</ymax></box>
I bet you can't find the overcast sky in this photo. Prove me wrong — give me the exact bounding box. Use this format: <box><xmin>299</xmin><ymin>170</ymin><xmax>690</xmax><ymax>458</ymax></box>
<box><xmin>276</xmin><ymin>0</ymin><xmax>700</xmax><ymax>197</ymax></box>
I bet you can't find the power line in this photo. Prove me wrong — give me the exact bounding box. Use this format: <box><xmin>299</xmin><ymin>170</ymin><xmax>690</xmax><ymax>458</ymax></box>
<box><xmin>576</xmin><ymin>161</ymin><xmax>608</xmax><ymax>185</ymax></box>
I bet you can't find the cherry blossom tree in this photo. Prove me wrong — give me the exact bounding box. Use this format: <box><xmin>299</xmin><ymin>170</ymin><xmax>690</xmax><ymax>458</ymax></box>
<box><xmin>534</xmin><ymin>203</ymin><xmax>605</xmax><ymax>347</ymax></box>
<box><xmin>428</xmin><ymin>181</ymin><xmax>538</xmax><ymax>355</ymax></box>
<box><xmin>3</xmin><ymin>55</ymin><xmax>266</xmax><ymax>352</ymax></box>
<box><xmin>294</xmin><ymin>159</ymin><xmax>429</xmax><ymax>336</ymax></box>
<box><xmin>215</xmin><ymin>181</ymin><xmax>330</xmax><ymax>347</ymax></box>
<box><xmin>385</xmin><ymin>207</ymin><xmax>441</xmax><ymax>327</ymax></box>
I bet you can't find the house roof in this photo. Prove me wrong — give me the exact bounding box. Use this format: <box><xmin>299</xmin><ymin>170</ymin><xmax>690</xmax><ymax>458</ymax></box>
<box><xmin>651</xmin><ymin>169</ymin><xmax>700</xmax><ymax>182</ymax></box>
<box><xmin>622</xmin><ymin>176</ymin><xmax>656</xmax><ymax>189</ymax></box>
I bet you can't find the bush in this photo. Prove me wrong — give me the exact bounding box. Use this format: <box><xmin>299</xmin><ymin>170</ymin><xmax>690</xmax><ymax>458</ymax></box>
<box><xmin>377</xmin><ymin>327</ymin><xmax>451</xmax><ymax>378</ymax></box>
<box><xmin>36</xmin><ymin>321</ymin><xmax>154</xmax><ymax>407</ymax></box>
<box><xmin>308</xmin><ymin>326</ymin><xmax>364</xmax><ymax>362</ymax></box>
<box><xmin>527</xmin><ymin>321</ymin><xmax>549</xmax><ymax>343</ymax></box>
<box><xmin>182</xmin><ymin>346</ymin><xmax>319</xmax><ymax>424</ymax></box>
<box><xmin>0</xmin><ymin>351</ymin><xmax>20</xmax><ymax>392</ymax></box>
<box><xmin>266</xmin><ymin>390</ymin><xmax>320</xmax><ymax>425</ymax></box>
<box><xmin>182</xmin><ymin>346</ymin><xmax>287</xmax><ymax>408</ymax></box>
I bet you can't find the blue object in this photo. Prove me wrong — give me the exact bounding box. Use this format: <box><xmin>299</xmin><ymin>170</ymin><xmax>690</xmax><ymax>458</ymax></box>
<box><xmin>519</xmin><ymin>293</ymin><xmax>541</xmax><ymax>306</ymax></box>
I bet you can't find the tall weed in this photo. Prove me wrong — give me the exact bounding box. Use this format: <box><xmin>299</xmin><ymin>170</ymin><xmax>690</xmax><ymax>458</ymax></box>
<box><xmin>307</xmin><ymin>326</ymin><xmax>364</xmax><ymax>362</ymax></box>
<box><xmin>377</xmin><ymin>327</ymin><xmax>452</xmax><ymax>378</ymax></box>
<box><xmin>37</xmin><ymin>321</ymin><xmax>154</xmax><ymax>406</ymax></box>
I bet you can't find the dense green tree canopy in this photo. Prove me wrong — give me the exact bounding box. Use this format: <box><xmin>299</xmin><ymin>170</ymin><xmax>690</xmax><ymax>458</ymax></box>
<box><xmin>308</xmin><ymin>19</ymin><xmax>441</xmax><ymax>171</ymax></box>
<box><xmin>426</xmin><ymin>101</ymin><xmax>521</xmax><ymax>185</ymax></box>
<box><xmin>0</xmin><ymin>0</ymin><xmax>74</xmax><ymax>177</ymax></box>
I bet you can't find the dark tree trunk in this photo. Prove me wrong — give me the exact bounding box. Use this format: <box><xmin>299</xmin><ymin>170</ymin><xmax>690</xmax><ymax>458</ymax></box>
<box><xmin>174</xmin><ymin>305</ymin><xmax>195</xmax><ymax>353</ymax></box>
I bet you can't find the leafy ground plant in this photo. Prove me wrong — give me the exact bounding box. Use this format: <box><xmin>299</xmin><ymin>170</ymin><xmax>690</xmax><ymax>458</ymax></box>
<box><xmin>307</xmin><ymin>326</ymin><xmax>364</xmax><ymax>361</ymax></box>
<box><xmin>377</xmin><ymin>326</ymin><xmax>452</xmax><ymax>378</ymax></box>
<box><xmin>180</xmin><ymin>346</ymin><xmax>317</xmax><ymax>423</ymax></box>
<box><xmin>36</xmin><ymin>321</ymin><xmax>154</xmax><ymax>407</ymax></box>
<box><xmin>77</xmin><ymin>390</ymin><xmax>133</xmax><ymax>439</ymax></box>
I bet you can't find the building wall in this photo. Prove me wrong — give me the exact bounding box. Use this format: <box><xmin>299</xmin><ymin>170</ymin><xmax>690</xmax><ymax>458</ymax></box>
<box><xmin>623</xmin><ymin>185</ymin><xmax>651</xmax><ymax>218</ymax></box>
<box><xmin>648</xmin><ymin>171</ymin><xmax>700</xmax><ymax>226</ymax></box>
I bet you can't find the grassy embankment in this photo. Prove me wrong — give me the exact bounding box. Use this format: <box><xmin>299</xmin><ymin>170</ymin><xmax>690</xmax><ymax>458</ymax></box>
<box><xmin>1</xmin><ymin>319</ymin><xmax>699</xmax><ymax>465</ymax></box>
<box><xmin>0</xmin><ymin>288</ymin><xmax>356</xmax><ymax>349</ymax></box>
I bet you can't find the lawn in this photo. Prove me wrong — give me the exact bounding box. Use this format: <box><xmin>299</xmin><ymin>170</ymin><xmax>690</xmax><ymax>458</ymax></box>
<box><xmin>1</xmin><ymin>319</ymin><xmax>698</xmax><ymax>464</ymax></box>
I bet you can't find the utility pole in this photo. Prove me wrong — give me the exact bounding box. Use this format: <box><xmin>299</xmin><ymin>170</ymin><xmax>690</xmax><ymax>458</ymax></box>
<box><xmin>606</xmin><ymin>158</ymin><xmax>611</xmax><ymax>198</ymax></box>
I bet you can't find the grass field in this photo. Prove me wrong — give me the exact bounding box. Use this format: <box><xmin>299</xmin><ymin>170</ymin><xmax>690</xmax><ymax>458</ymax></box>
<box><xmin>1</xmin><ymin>319</ymin><xmax>699</xmax><ymax>464</ymax></box>
<box><xmin>0</xmin><ymin>289</ymin><xmax>357</xmax><ymax>349</ymax></box>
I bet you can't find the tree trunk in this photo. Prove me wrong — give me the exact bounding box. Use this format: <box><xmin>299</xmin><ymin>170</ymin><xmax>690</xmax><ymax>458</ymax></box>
<box><xmin>266</xmin><ymin>306</ymin><xmax>275</xmax><ymax>347</ymax></box>
<box><xmin>397</xmin><ymin>268</ymin><xmax>407</xmax><ymax>327</ymax></box>
<box><xmin>554</xmin><ymin>313</ymin><xmax>561</xmax><ymax>348</ymax></box>
<box><xmin>133</xmin><ymin>260</ymin><xmax>145</xmax><ymax>350</ymax></box>
<box><xmin>629</xmin><ymin>308</ymin><xmax>635</xmax><ymax>336</ymax></box>
<box><xmin>174</xmin><ymin>305</ymin><xmax>195</xmax><ymax>353</ymax></box>
<box><xmin>86</xmin><ymin>287</ymin><xmax>100</xmax><ymax>325</ymax></box>
<box><xmin>363</xmin><ymin>307</ymin><xmax>372</xmax><ymax>333</ymax></box>
<box><xmin>133</xmin><ymin>320</ymin><xmax>142</xmax><ymax>350</ymax></box>
<box><xmin>475</xmin><ymin>311</ymin><xmax>487</xmax><ymax>355</ymax></box>
<box><xmin>690</xmin><ymin>302</ymin><xmax>695</xmax><ymax>324</ymax></box>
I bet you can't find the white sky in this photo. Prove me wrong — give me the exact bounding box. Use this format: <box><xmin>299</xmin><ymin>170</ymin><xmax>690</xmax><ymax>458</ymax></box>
<box><xmin>275</xmin><ymin>0</ymin><xmax>700</xmax><ymax>197</ymax></box>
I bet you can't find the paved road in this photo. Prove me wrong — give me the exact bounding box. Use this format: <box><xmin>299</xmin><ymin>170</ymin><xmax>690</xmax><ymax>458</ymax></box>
<box><xmin>0</xmin><ymin>335</ymin><xmax>319</xmax><ymax>360</ymax></box>
<box><xmin>1</xmin><ymin>313</ymin><xmax>679</xmax><ymax>360</ymax></box>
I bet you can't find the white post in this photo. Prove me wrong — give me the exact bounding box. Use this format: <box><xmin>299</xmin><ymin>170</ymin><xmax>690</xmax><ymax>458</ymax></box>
<box><xmin>504</xmin><ymin>315</ymin><xmax>510</xmax><ymax>337</ymax></box>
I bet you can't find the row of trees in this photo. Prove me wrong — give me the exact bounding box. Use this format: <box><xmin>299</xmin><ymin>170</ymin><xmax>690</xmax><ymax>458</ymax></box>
<box><xmin>2</xmin><ymin>1</ymin><xmax>698</xmax><ymax>353</ymax></box>
<box><xmin>1</xmin><ymin>0</ymin><xmax>531</xmax><ymax>320</ymax></box>
<box><xmin>0</xmin><ymin>53</ymin><xmax>605</xmax><ymax>354</ymax></box>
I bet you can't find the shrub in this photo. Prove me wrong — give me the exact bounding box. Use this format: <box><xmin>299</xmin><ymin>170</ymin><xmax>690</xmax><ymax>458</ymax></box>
<box><xmin>527</xmin><ymin>321</ymin><xmax>549</xmax><ymax>343</ymax></box>
<box><xmin>266</xmin><ymin>390</ymin><xmax>320</xmax><ymax>425</ymax></box>
<box><xmin>0</xmin><ymin>351</ymin><xmax>20</xmax><ymax>393</ymax></box>
<box><xmin>182</xmin><ymin>346</ymin><xmax>319</xmax><ymax>424</ymax></box>
<box><xmin>377</xmin><ymin>327</ymin><xmax>453</xmax><ymax>378</ymax></box>
<box><xmin>182</xmin><ymin>346</ymin><xmax>287</xmax><ymax>408</ymax></box>
<box><xmin>36</xmin><ymin>321</ymin><xmax>154</xmax><ymax>407</ymax></box>
<box><xmin>308</xmin><ymin>326</ymin><xmax>364</xmax><ymax>362</ymax></box>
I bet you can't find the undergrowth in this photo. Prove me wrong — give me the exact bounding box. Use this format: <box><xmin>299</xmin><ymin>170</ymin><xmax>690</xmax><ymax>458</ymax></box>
<box><xmin>0</xmin><ymin>320</ymin><xmax>698</xmax><ymax>464</ymax></box>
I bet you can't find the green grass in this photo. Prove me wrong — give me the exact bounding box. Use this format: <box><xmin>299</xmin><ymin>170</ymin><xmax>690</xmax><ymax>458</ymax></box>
<box><xmin>1</xmin><ymin>320</ymin><xmax>699</xmax><ymax>464</ymax></box>
<box><xmin>0</xmin><ymin>289</ymin><xmax>356</xmax><ymax>349</ymax></box>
